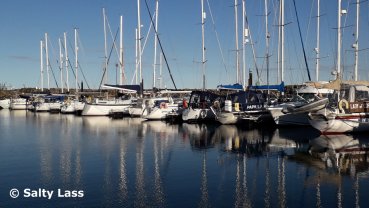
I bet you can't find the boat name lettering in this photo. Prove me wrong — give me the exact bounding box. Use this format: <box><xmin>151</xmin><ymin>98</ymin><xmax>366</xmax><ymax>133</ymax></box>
<box><xmin>245</xmin><ymin>104</ymin><xmax>263</xmax><ymax>110</ymax></box>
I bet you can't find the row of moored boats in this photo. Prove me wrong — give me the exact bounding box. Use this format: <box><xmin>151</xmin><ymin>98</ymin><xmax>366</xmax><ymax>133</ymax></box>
<box><xmin>1</xmin><ymin>79</ymin><xmax>369</xmax><ymax>134</ymax></box>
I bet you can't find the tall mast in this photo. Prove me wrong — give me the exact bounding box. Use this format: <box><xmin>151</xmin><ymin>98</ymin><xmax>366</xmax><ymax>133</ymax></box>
<box><xmin>316</xmin><ymin>0</ymin><xmax>320</xmax><ymax>81</ymax></box>
<box><xmin>45</xmin><ymin>33</ymin><xmax>50</xmax><ymax>90</ymax></box>
<box><xmin>153</xmin><ymin>0</ymin><xmax>159</xmax><ymax>88</ymax></box>
<box><xmin>59</xmin><ymin>38</ymin><xmax>64</xmax><ymax>93</ymax></box>
<box><xmin>337</xmin><ymin>0</ymin><xmax>342</xmax><ymax>78</ymax></box>
<box><xmin>265</xmin><ymin>0</ymin><xmax>270</xmax><ymax>93</ymax></box>
<box><xmin>120</xmin><ymin>15</ymin><xmax>124</xmax><ymax>85</ymax></box>
<box><xmin>234</xmin><ymin>0</ymin><xmax>240</xmax><ymax>84</ymax></box>
<box><xmin>137</xmin><ymin>0</ymin><xmax>142</xmax><ymax>83</ymax></box>
<box><xmin>135</xmin><ymin>28</ymin><xmax>138</xmax><ymax>84</ymax></box>
<box><xmin>40</xmin><ymin>40</ymin><xmax>44</xmax><ymax>92</ymax></box>
<box><xmin>153</xmin><ymin>0</ymin><xmax>159</xmax><ymax>87</ymax></box>
<box><xmin>103</xmin><ymin>8</ymin><xmax>108</xmax><ymax>84</ymax></box>
<box><xmin>74</xmin><ymin>28</ymin><xmax>79</xmax><ymax>92</ymax></box>
<box><xmin>280</xmin><ymin>0</ymin><xmax>285</xmax><ymax>83</ymax></box>
<box><xmin>354</xmin><ymin>0</ymin><xmax>359</xmax><ymax>81</ymax></box>
<box><xmin>242</xmin><ymin>0</ymin><xmax>246</xmax><ymax>87</ymax></box>
<box><xmin>64</xmin><ymin>32</ymin><xmax>70</xmax><ymax>92</ymax></box>
<box><xmin>159</xmin><ymin>52</ymin><xmax>163</xmax><ymax>88</ymax></box>
<box><xmin>201</xmin><ymin>0</ymin><xmax>206</xmax><ymax>90</ymax></box>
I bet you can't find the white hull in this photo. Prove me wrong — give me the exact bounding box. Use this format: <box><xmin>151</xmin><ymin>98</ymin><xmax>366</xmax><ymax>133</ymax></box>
<box><xmin>82</xmin><ymin>103</ymin><xmax>130</xmax><ymax>116</ymax></box>
<box><xmin>33</xmin><ymin>102</ymin><xmax>61</xmax><ymax>112</ymax></box>
<box><xmin>0</xmin><ymin>99</ymin><xmax>10</xmax><ymax>109</ymax></box>
<box><xmin>144</xmin><ymin>105</ymin><xmax>178</xmax><ymax>120</ymax></box>
<box><xmin>61</xmin><ymin>101</ymin><xmax>85</xmax><ymax>114</ymax></box>
<box><xmin>9</xmin><ymin>99</ymin><xmax>28</xmax><ymax>110</ymax></box>
<box><xmin>309</xmin><ymin>112</ymin><xmax>369</xmax><ymax>134</ymax></box>
<box><xmin>182</xmin><ymin>108</ymin><xmax>215</xmax><ymax>122</ymax></box>
<box><xmin>128</xmin><ymin>107</ymin><xmax>148</xmax><ymax>117</ymax></box>
<box><xmin>269</xmin><ymin>107</ymin><xmax>310</xmax><ymax>125</ymax></box>
<box><xmin>268</xmin><ymin>98</ymin><xmax>329</xmax><ymax>126</ymax></box>
<box><xmin>216</xmin><ymin>112</ymin><xmax>238</xmax><ymax>125</ymax></box>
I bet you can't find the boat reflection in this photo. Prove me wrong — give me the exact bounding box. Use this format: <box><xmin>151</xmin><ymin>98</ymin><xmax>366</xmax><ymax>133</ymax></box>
<box><xmin>309</xmin><ymin>134</ymin><xmax>369</xmax><ymax>176</ymax></box>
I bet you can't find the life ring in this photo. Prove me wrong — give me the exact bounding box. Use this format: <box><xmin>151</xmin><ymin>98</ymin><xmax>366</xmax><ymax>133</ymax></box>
<box><xmin>160</xmin><ymin>102</ymin><xmax>166</xmax><ymax>109</ymax></box>
<box><xmin>86</xmin><ymin>96</ymin><xmax>92</xmax><ymax>103</ymax></box>
<box><xmin>213</xmin><ymin>101</ymin><xmax>220</xmax><ymax>109</ymax></box>
<box><xmin>200</xmin><ymin>110</ymin><xmax>207</xmax><ymax>119</ymax></box>
<box><xmin>338</xmin><ymin>99</ymin><xmax>349</xmax><ymax>112</ymax></box>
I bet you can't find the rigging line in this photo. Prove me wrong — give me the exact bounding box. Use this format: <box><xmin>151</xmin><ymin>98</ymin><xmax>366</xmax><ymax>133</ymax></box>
<box><xmin>144</xmin><ymin>0</ymin><xmax>177</xmax><ymax>90</ymax></box>
<box><xmin>66</xmin><ymin>59</ymin><xmax>79</xmax><ymax>89</ymax></box>
<box><xmin>64</xmin><ymin>37</ymin><xmax>89</xmax><ymax>89</ymax></box>
<box><xmin>78</xmin><ymin>62</ymin><xmax>91</xmax><ymax>89</ymax></box>
<box><xmin>47</xmin><ymin>61</ymin><xmax>59</xmax><ymax>89</ymax></box>
<box><xmin>244</xmin><ymin>12</ymin><xmax>261</xmax><ymax>81</ymax></box>
<box><xmin>46</xmin><ymin>37</ymin><xmax>60</xmax><ymax>88</ymax></box>
<box><xmin>205</xmin><ymin>0</ymin><xmax>229</xmax><ymax>75</ymax></box>
<box><xmin>293</xmin><ymin>0</ymin><xmax>311</xmax><ymax>81</ymax></box>
<box><xmin>98</xmin><ymin>28</ymin><xmax>119</xmax><ymax>91</ymax></box>
<box><xmin>304</xmin><ymin>0</ymin><xmax>315</xmax><ymax>45</ymax></box>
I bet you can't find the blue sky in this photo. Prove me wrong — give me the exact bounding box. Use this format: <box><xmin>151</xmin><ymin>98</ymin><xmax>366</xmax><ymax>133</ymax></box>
<box><xmin>1</xmin><ymin>0</ymin><xmax>369</xmax><ymax>89</ymax></box>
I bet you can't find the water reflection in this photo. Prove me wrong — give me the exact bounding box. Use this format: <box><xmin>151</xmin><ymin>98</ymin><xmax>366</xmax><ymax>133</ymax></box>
<box><xmin>2</xmin><ymin>111</ymin><xmax>369</xmax><ymax>207</ymax></box>
<box><xmin>309</xmin><ymin>134</ymin><xmax>369</xmax><ymax>176</ymax></box>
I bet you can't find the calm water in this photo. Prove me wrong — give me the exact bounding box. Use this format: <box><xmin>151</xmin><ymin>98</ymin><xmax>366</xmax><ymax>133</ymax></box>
<box><xmin>0</xmin><ymin>110</ymin><xmax>368</xmax><ymax>207</ymax></box>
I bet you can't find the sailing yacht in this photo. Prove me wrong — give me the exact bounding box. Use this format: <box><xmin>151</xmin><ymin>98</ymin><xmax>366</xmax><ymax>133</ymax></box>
<box><xmin>308</xmin><ymin>83</ymin><xmax>369</xmax><ymax>133</ymax></box>
<box><xmin>211</xmin><ymin>89</ymin><xmax>269</xmax><ymax>125</ymax></box>
<box><xmin>81</xmin><ymin>95</ymin><xmax>135</xmax><ymax>116</ymax></box>
<box><xmin>182</xmin><ymin>90</ymin><xmax>220</xmax><ymax>123</ymax></box>
<box><xmin>268</xmin><ymin>85</ymin><xmax>332</xmax><ymax>126</ymax></box>
<box><xmin>9</xmin><ymin>97</ymin><xmax>29</xmax><ymax>110</ymax></box>
<box><xmin>61</xmin><ymin>97</ymin><xmax>85</xmax><ymax>114</ymax></box>
<box><xmin>31</xmin><ymin>95</ymin><xmax>64</xmax><ymax>113</ymax></box>
<box><xmin>143</xmin><ymin>97</ymin><xmax>179</xmax><ymax>120</ymax></box>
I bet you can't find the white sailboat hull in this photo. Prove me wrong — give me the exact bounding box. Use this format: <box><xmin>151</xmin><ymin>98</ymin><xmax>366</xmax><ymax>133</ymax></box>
<box><xmin>309</xmin><ymin>112</ymin><xmax>369</xmax><ymax>134</ymax></box>
<box><xmin>216</xmin><ymin>112</ymin><xmax>238</xmax><ymax>125</ymax></box>
<box><xmin>182</xmin><ymin>108</ymin><xmax>215</xmax><ymax>122</ymax></box>
<box><xmin>0</xmin><ymin>99</ymin><xmax>10</xmax><ymax>109</ymax></box>
<box><xmin>269</xmin><ymin>107</ymin><xmax>310</xmax><ymax>125</ymax></box>
<box><xmin>82</xmin><ymin>103</ymin><xmax>130</xmax><ymax>116</ymax></box>
<box><xmin>144</xmin><ymin>105</ymin><xmax>178</xmax><ymax>120</ymax></box>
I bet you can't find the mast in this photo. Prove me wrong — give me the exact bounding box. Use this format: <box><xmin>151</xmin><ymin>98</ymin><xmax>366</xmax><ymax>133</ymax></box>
<box><xmin>64</xmin><ymin>32</ymin><xmax>70</xmax><ymax>92</ymax></box>
<box><xmin>103</xmin><ymin>8</ymin><xmax>108</xmax><ymax>84</ymax></box>
<box><xmin>153</xmin><ymin>0</ymin><xmax>159</xmax><ymax>88</ymax></box>
<box><xmin>242</xmin><ymin>0</ymin><xmax>246</xmax><ymax>87</ymax></box>
<box><xmin>120</xmin><ymin>15</ymin><xmax>124</xmax><ymax>85</ymax></box>
<box><xmin>137</xmin><ymin>0</ymin><xmax>142</xmax><ymax>83</ymax></box>
<box><xmin>45</xmin><ymin>33</ymin><xmax>50</xmax><ymax>90</ymax></box>
<box><xmin>337</xmin><ymin>0</ymin><xmax>342</xmax><ymax>78</ymax></box>
<box><xmin>201</xmin><ymin>0</ymin><xmax>206</xmax><ymax>90</ymax></box>
<box><xmin>159</xmin><ymin>52</ymin><xmax>163</xmax><ymax>88</ymax></box>
<box><xmin>316</xmin><ymin>0</ymin><xmax>320</xmax><ymax>81</ymax></box>
<box><xmin>234</xmin><ymin>0</ymin><xmax>240</xmax><ymax>84</ymax></box>
<box><xmin>59</xmin><ymin>38</ymin><xmax>64</xmax><ymax>93</ymax></box>
<box><xmin>354</xmin><ymin>0</ymin><xmax>359</xmax><ymax>81</ymax></box>
<box><xmin>265</xmin><ymin>0</ymin><xmax>270</xmax><ymax>95</ymax></box>
<box><xmin>74</xmin><ymin>28</ymin><xmax>79</xmax><ymax>92</ymax></box>
<box><xmin>40</xmin><ymin>40</ymin><xmax>44</xmax><ymax>92</ymax></box>
<box><xmin>135</xmin><ymin>28</ymin><xmax>138</xmax><ymax>84</ymax></box>
<box><xmin>281</xmin><ymin>0</ymin><xmax>285</xmax><ymax>83</ymax></box>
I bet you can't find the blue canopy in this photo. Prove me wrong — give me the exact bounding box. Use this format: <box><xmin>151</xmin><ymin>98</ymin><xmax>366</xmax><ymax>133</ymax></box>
<box><xmin>248</xmin><ymin>82</ymin><xmax>285</xmax><ymax>92</ymax></box>
<box><xmin>217</xmin><ymin>83</ymin><xmax>243</xmax><ymax>91</ymax></box>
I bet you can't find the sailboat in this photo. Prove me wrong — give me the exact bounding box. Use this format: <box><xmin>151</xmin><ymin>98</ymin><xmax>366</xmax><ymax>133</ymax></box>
<box><xmin>182</xmin><ymin>0</ymin><xmax>218</xmax><ymax>123</ymax></box>
<box><xmin>308</xmin><ymin>0</ymin><xmax>369</xmax><ymax>133</ymax></box>
<box><xmin>308</xmin><ymin>82</ymin><xmax>369</xmax><ymax>133</ymax></box>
